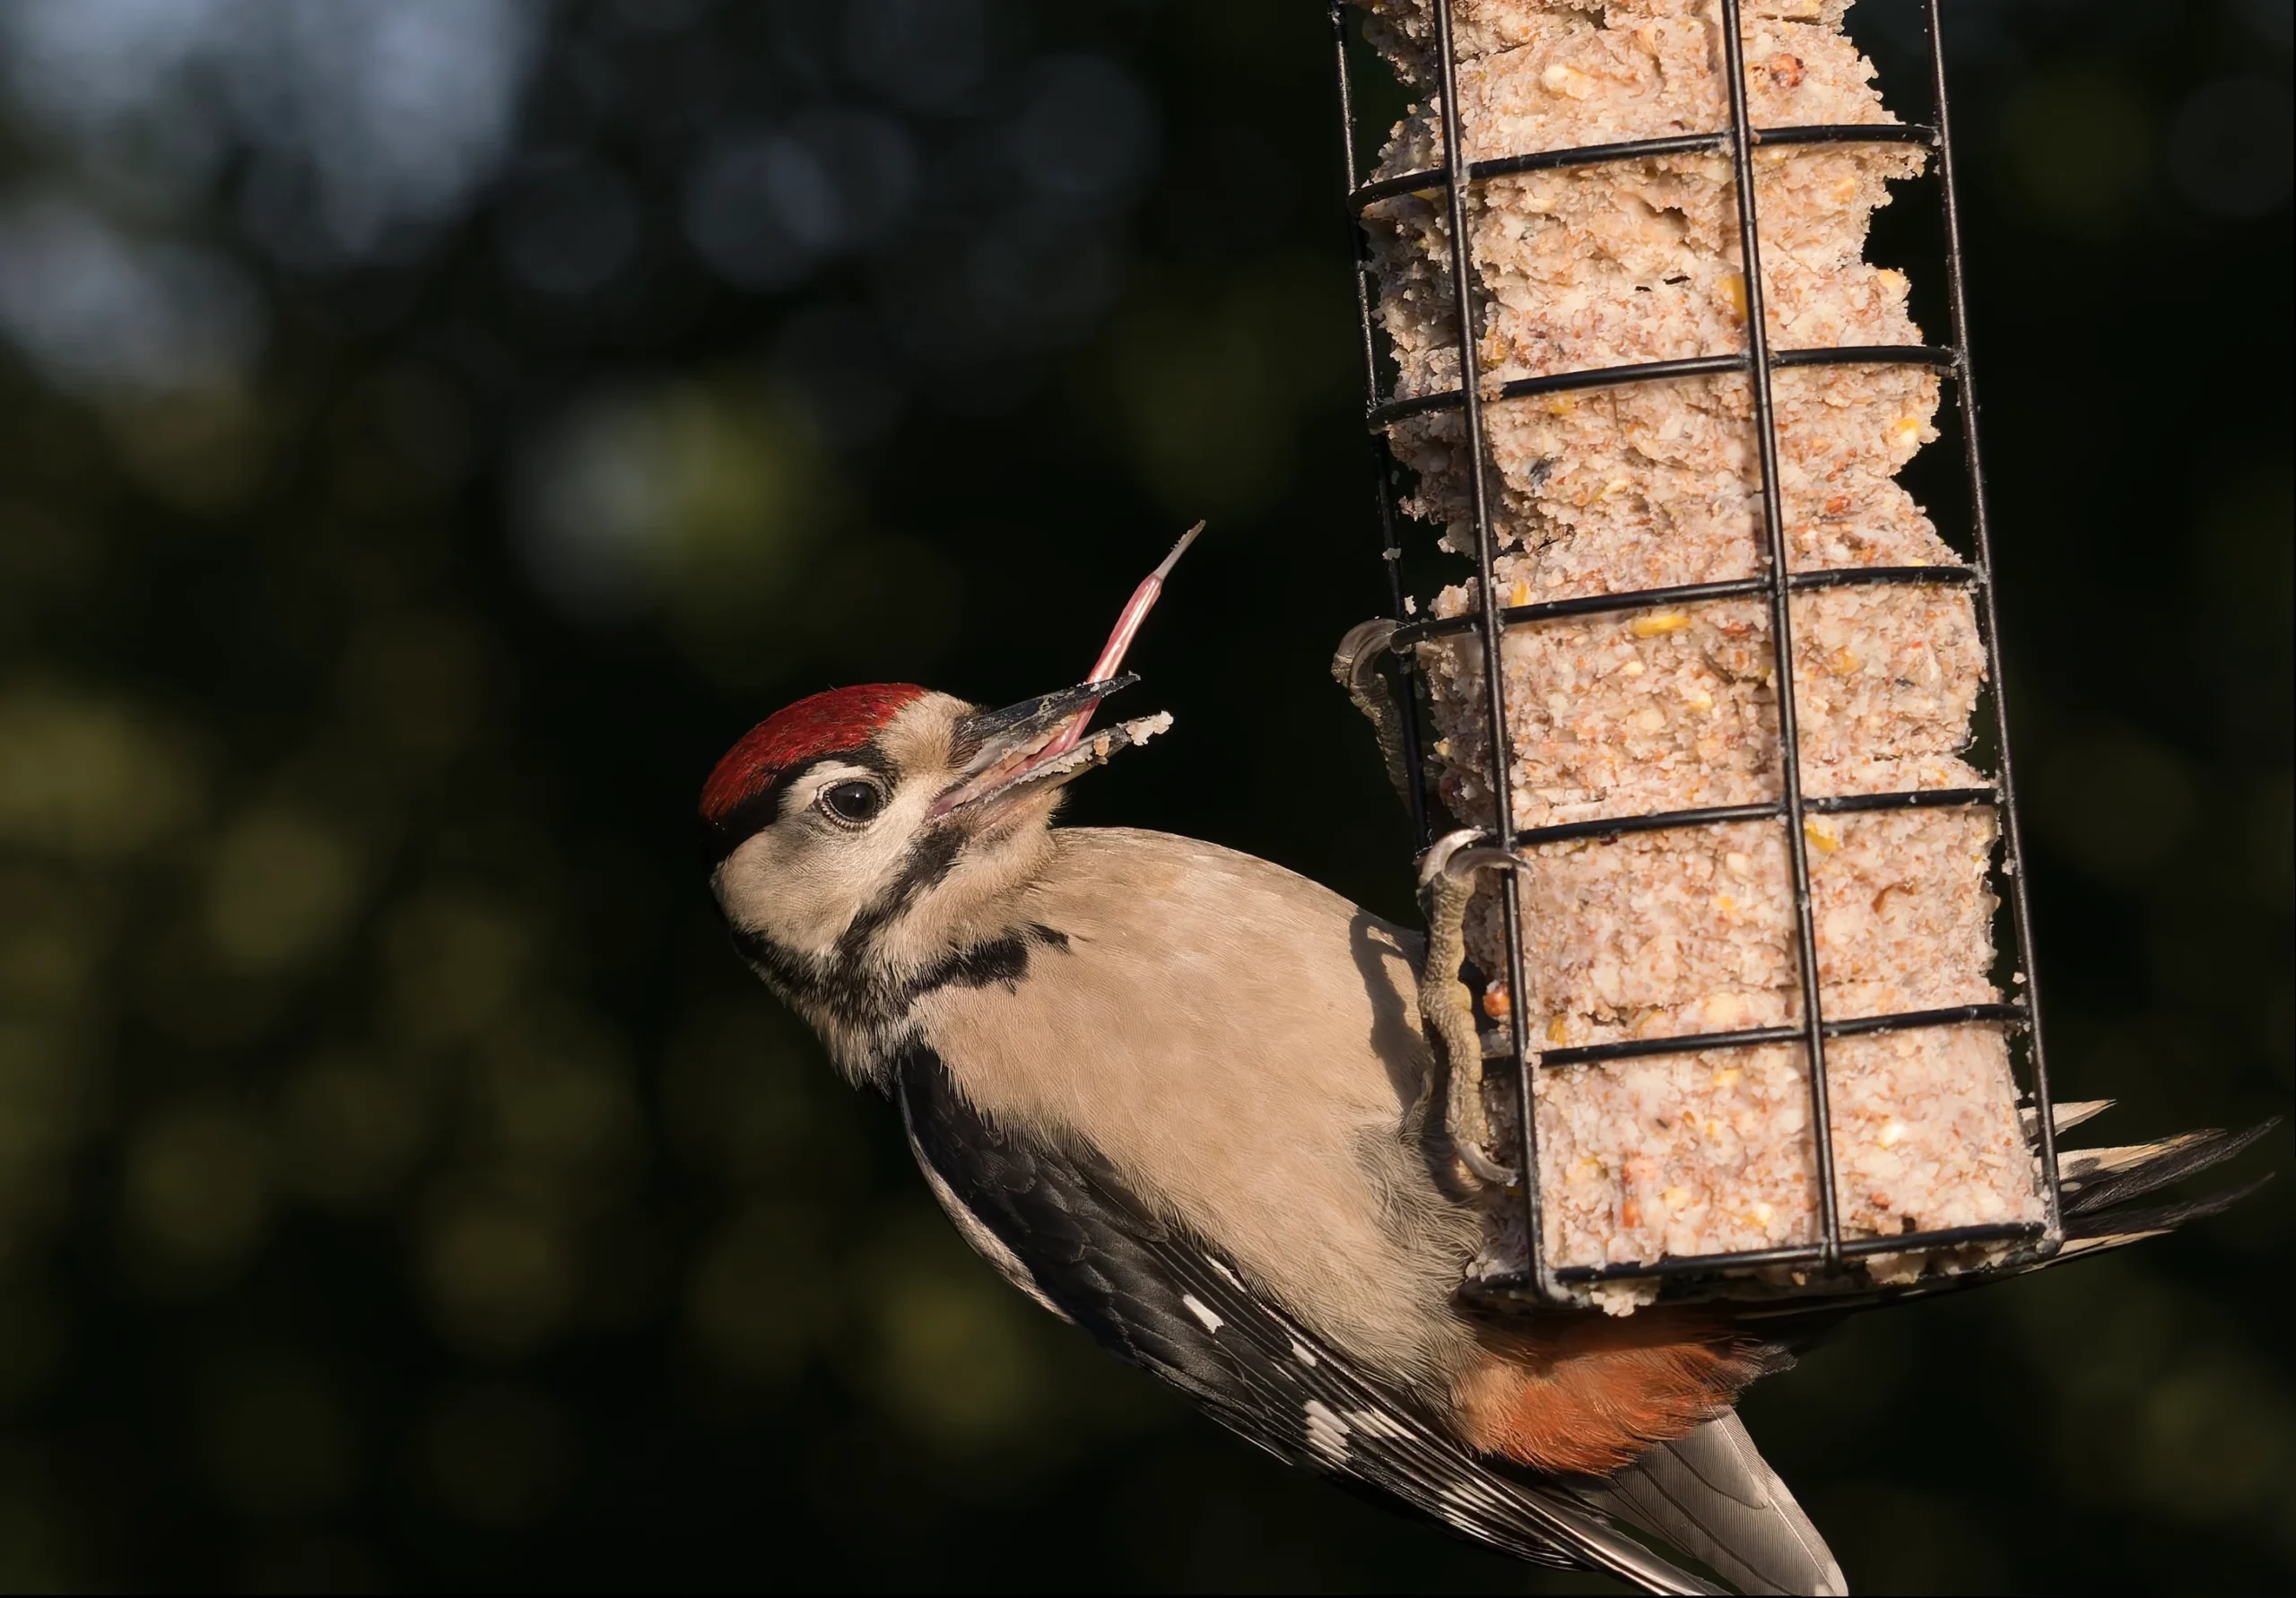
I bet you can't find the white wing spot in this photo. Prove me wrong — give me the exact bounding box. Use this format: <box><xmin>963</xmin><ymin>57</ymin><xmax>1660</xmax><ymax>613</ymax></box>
<box><xmin>1207</xmin><ymin>1258</ymin><xmax>1244</xmax><ymax>1290</ymax></box>
<box><xmin>1180</xmin><ymin>1293</ymin><xmax>1224</xmax><ymax>1334</ymax></box>
<box><xmin>1302</xmin><ymin>1399</ymin><xmax>1351</xmax><ymax>1464</ymax></box>
<box><xmin>1345</xmin><ymin>1407</ymin><xmax>1409</xmax><ymax>1441</ymax></box>
<box><xmin>1440</xmin><ymin>1481</ymin><xmax>1510</xmax><ymax>1527</ymax></box>
<box><xmin>1436</xmin><ymin>1487</ymin><xmax>1481</xmax><ymax>1533</ymax></box>
<box><xmin>1288</xmin><ymin>1339</ymin><xmax>1319</xmax><ymax>1368</ymax></box>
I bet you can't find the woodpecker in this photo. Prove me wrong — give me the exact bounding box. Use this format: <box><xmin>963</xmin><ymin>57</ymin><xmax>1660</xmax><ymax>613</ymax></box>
<box><xmin>703</xmin><ymin>538</ymin><xmax>2273</xmax><ymax>1596</ymax></box>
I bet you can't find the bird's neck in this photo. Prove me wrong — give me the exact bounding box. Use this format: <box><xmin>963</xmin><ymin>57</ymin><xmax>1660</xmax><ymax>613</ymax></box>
<box><xmin>736</xmin><ymin>823</ymin><xmax>1057</xmax><ymax>1087</ymax></box>
<box><xmin>729</xmin><ymin>924</ymin><xmax>917</xmax><ymax>1087</ymax></box>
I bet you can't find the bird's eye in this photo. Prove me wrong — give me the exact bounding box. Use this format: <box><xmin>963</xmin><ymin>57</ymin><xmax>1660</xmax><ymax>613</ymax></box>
<box><xmin>820</xmin><ymin>780</ymin><xmax>885</xmax><ymax>825</ymax></box>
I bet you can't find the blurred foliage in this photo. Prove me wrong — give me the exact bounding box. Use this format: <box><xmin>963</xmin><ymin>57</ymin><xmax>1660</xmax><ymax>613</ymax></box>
<box><xmin>0</xmin><ymin>0</ymin><xmax>2285</xmax><ymax>1591</ymax></box>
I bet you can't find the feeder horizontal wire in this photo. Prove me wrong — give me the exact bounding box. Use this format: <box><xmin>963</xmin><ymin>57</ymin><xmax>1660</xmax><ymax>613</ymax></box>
<box><xmin>1349</xmin><ymin>120</ymin><xmax>1940</xmax><ymax>208</ymax></box>
<box><xmin>1468</xmin><ymin>1219</ymin><xmax>2048</xmax><ymax>1298</ymax></box>
<box><xmin>1389</xmin><ymin>563</ymin><xmax>1983</xmax><ymax>646</ymax></box>
<box><xmin>1367</xmin><ymin>344</ymin><xmax>1959</xmax><ymax>428</ymax></box>
<box><xmin>1541</xmin><ymin>1221</ymin><xmax>2044</xmax><ymax>1289</ymax></box>
<box><xmin>1527</xmin><ymin>1002</ymin><xmax>2030</xmax><ymax>1070</ymax></box>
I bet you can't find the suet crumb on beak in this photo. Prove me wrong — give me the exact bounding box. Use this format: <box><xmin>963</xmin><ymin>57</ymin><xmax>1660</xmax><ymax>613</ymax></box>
<box><xmin>931</xmin><ymin>709</ymin><xmax>1172</xmax><ymax>821</ymax></box>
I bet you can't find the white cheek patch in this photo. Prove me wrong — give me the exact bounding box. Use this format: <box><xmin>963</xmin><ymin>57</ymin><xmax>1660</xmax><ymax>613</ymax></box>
<box><xmin>716</xmin><ymin>768</ymin><xmax>942</xmax><ymax>958</ymax></box>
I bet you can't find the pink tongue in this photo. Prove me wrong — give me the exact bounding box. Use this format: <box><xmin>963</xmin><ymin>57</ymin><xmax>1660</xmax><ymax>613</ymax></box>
<box><xmin>1042</xmin><ymin>522</ymin><xmax>1202</xmax><ymax>759</ymax></box>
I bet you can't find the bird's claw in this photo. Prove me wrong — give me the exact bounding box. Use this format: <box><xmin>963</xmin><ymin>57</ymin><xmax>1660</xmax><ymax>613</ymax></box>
<box><xmin>1416</xmin><ymin>831</ymin><xmax>1522</xmax><ymax>1193</ymax></box>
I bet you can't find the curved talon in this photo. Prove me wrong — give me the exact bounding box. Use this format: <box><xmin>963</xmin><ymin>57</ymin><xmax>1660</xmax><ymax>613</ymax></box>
<box><xmin>1443</xmin><ymin>844</ymin><xmax>1523</xmax><ymax>883</ymax></box>
<box><xmin>1414</xmin><ymin>826</ymin><xmax>1483</xmax><ymax>885</ymax></box>
<box><xmin>1332</xmin><ymin>619</ymin><xmax>1413</xmax><ymax>810</ymax></box>
<box><xmin>1456</xmin><ymin>1136</ymin><xmax>1521</xmax><ymax>1189</ymax></box>
<box><xmin>1416</xmin><ymin>831</ymin><xmax>1523</xmax><ymax>1192</ymax></box>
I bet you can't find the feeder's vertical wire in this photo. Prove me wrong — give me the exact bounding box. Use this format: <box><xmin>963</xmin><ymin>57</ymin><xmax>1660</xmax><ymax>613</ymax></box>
<box><xmin>1427</xmin><ymin>0</ymin><xmax>1550</xmax><ymax>1297</ymax></box>
<box><xmin>1925</xmin><ymin>0</ymin><xmax>2063</xmax><ymax>1244</ymax></box>
<box><xmin>1718</xmin><ymin>0</ymin><xmax>1842</xmax><ymax>1265</ymax></box>
<box><xmin>1331</xmin><ymin>0</ymin><xmax>1432</xmax><ymax>847</ymax></box>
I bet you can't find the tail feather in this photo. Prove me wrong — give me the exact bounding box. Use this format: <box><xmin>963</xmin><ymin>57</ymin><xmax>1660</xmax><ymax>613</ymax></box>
<box><xmin>1727</xmin><ymin>1118</ymin><xmax>2275</xmax><ymax>1332</ymax></box>
<box><xmin>1574</xmin><ymin>1115</ymin><xmax>2274</xmax><ymax>1590</ymax></box>
<box><xmin>1581</xmin><ymin>1413</ymin><xmax>1847</xmax><ymax>1596</ymax></box>
<box><xmin>2061</xmin><ymin>1118</ymin><xmax>2279</xmax><ymax>1217</ymax></box>
<box><xmin>2066</xmin><ymin>1172</ymin><xmax>2275</xmax><ymax>1244</ymax></box>
<box><xmin>2022</xmin><ymin>1098</ymin><xmax>2115</xmax><ymax>1138</ymax></box>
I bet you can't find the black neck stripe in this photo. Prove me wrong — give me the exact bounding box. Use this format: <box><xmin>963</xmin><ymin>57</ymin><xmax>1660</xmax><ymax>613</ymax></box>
<box><xmin>902</xmin><ymin>922</ymin><xmax>1071</xmax><ymax>1002</ymax></box>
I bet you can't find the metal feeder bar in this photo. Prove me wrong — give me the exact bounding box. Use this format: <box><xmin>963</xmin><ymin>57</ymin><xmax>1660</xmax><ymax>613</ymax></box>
<box><xmin>1330</xmin><ymin>0</ymin><xmax>2066</xmax><ymax>1307</ymax></box>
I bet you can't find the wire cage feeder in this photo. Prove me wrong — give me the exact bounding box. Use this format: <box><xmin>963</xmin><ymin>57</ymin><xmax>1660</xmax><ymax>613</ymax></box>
<box><xmin>1329</xmin><ymin>0</ymin><xmax>2066</xmax><ymax>1310</ymax></box>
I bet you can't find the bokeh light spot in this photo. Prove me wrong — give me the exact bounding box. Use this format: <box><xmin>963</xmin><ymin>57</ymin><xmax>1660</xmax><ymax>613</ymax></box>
<box><xmin>686</xmin><ymin>1204</ymin><xmax>831</xmax><ymax>1387</ymax></box>
<box><xmin>0</xmin><ymin>685</ymin><xmax>200</xmax><ymax>860</ymax></box>
<box><xmin>516</xmin><ymin>381</ymin><xmax>827</xmax><ymax>629</ymax></box>
<box><xmin>414</xmin><ymin>1382</ymin><xmax>576</xmax><ymax>1528</ymax></box>
<box><xmin>497</xmin><ymin>156</ymin><xmax>641</xmax><ymax>300</ymax></box>
<box><xmin>417</xmin><ymin>1194</ymin><xmax>570</xmax><ymax>1357</ymax></box>
<box><xmin>100</xmin><ymin>381</ymin><xmax>276</xmax><ymax>513</ymax></box>
<box><xmin>123</xmin><ymin>1102</ymin><xmax>274</xmax><ymax>1281</ymax></box>
<box><xmin>0</xmin><ymin>1020</ymin><xmax>98</xmax><ymax>1247</ymax></box>
<box><xmin>0</xmin><ymin>194</ymin><xmax>264</xmax><ymax>397</ymax></box>
<box><xmin>198</xmin><ymin>1361</ymin><xmax>357</xmax><ymax>1519</ymax></box>
<box><xmin>2031</xmin><ymin>731</ymin><xmax>2197</xmax><ymax>875</ymax></box>
<box><xmin>843</xmin><ymin>0</ymin><xmax>990</xmax><ymax>111</ymax></box>
<box><xmin>2130</xmin><ymin>1352</ymin><xmax>2296</xmax><ymax>1520</ymax></box>
<box><xmin>379</xmin><ymin>888</ymin><xmax>531</xmax><ymax>1046</ymax></box>
<box><xmin>1010</xmin><ymin>54</ymin><xmax>1158</xmax><ymax>205</ymax></box>
<box><xmin>856</xmin><ymin>1218</ymin><xmax>1048</xmax><ymax>1455</ymax></box>
<box><xmin>2003</xmin><ymin>69</ymin><xmax>2152</xmax><ymax>225</ymax></box>
<box><xmin>474</xmin><ymin>1007</ymin><xmax>643</xmax><ymax>1207</ymax></box>
<box><xmin>335</xmin><ymin>611</ymin><xmax>488</xmax><ymax>769</ymax></box>
<box><xmin>202</xmin><ymin>809</ymin><xmax>361</xmax><ymax>972</ymax></box>
<box><xmin>2167</xmin><ymin>74</ymin><xmax>2294</xmax><ymax>219</ymax></box>
<box><xmin>275</xmin><ymin>1053</ymin><xmax>432</xmax><ymax>1212</ymax></box>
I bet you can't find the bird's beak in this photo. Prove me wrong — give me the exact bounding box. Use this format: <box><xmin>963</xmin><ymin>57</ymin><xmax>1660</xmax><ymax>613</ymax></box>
<box><xmin>930</xmin><ymin>673</ymin><xmax>1170</xmax><ymax>821</ymax></box>
<box><xmin>931</xmin><ymin>524</ymin><xmax>1199</xmax><ymax>823</ymax></box>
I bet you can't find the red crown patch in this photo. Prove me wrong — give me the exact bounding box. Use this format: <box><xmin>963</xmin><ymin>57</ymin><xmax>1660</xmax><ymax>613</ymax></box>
<box><xmin>700</xmin><ymin>683</ymin><xmax>927</xmax><ymax>826</ymax></box>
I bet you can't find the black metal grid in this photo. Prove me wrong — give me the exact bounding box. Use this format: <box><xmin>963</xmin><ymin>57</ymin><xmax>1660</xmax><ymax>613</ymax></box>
<box><xmin>1329</xmin><ymin>0</ymin><xmax>2066</xmax><ymax>1306</ymax></box>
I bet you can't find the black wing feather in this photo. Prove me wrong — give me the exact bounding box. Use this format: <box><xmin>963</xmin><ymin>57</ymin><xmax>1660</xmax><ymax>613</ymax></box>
<box><xmin>2062</xmin><ymin>1119</ymin><xmax>2280</xmax><ymax>1218</ymax></box>
<box><xmin>893</xmin><ymin>1047</ymin><xmax>1721</xmax><ymax>1596</ymax></box>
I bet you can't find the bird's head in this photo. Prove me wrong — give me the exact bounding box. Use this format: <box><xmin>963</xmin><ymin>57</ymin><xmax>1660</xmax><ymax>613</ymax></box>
<box><xmin>701</xmin><ymin>673</ymin><xmax>1169</xmax><ymax>988</ymax></box>
<box><xmin>701</xmin><ymin>525</ymin><xmax>1197</xmax><ymax>996</ymax></box>
<box><xmin>701</xmin><ymin>527</ymin><xmax>1196</xmax><ymax>1055</ymax></box>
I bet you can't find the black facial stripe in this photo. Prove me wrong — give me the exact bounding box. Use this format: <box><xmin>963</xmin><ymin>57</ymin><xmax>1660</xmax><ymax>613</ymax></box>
<box><xmin>835</xmin><ymin>825</ymin><xmax>963</xmax><ymax>962</ymax></box>
<box><xmin>728</xmin><ymin>924</ymin><xmax>820</xmax><ymax>998</ymax></box>
<box><xmin>700</xmin><ymin>746</ymin><xmax>895</xmax><ymax>867</ymax></box>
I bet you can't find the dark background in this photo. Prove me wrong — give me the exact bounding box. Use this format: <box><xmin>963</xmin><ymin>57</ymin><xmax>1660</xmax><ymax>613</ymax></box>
<box><xmin>0</xmin><ymin>0</ymin><xmax>2286</xmax><ymax>1590</ymax></box>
